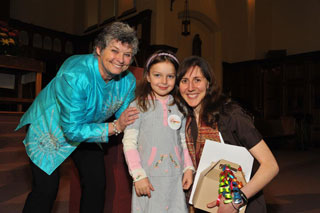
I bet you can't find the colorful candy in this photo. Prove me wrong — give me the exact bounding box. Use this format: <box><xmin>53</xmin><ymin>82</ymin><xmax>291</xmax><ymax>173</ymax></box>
<box><xmin>217</xmin><ymin>164</ymin><xmax>244</xmax><ymax>205</ymax></box>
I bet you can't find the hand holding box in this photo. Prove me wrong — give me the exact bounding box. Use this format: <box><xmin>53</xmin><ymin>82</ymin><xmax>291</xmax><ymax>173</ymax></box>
<box><xmin>192</xmin><ymin>159</ymin><xmax>247</xmax><ymax>213</ymax></box>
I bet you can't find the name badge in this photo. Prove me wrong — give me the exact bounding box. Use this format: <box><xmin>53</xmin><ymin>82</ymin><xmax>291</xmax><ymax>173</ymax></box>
<box><xmin>168</xmin><ymin>114</ymin><xmax>181</xmax><ymax>130</ymax></box>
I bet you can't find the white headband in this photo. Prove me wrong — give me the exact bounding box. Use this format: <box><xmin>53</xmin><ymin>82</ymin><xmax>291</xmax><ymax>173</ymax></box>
<box><xmin>146</xmin><ymin>53</ymin><xmax>179</xmax><ymax>70</ymax></box>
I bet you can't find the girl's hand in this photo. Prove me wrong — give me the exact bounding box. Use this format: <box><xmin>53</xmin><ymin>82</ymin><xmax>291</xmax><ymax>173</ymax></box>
<box><xmin>134</xmin><ymin>177</ymin><xmax>154</xmax><ymax>198</ymax></box>
<box><xmin>117</xmin><ymin>107</ymin><xmax>139</xmax><ymax>131</ymax></box>
<box><xmin>182</xmin><ymin>169</ymin><xmax>193</xmax><ymax>190</ymax></box>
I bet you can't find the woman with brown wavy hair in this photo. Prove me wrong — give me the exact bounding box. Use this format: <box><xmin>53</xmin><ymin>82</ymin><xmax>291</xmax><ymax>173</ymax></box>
<box><xmin>175</xmin><ymin>56</ymin><xmax>279</xmax><ymax>213</ymax></box>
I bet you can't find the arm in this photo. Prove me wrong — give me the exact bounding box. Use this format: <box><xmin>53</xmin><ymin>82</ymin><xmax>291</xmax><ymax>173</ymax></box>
<box><xmin>208</xmin><ymin>140</ymin><xmax>279</xmax><ymax>212</ymax></box>
<box><xmin>56</xmin><ymin>73</ymin><xmax>138</xmax><ymax>142</ymax></box>
<box><xmin>230</xmin><ymin>106</ymin><xmax>279</xmax><ymax>201</ymax></box>
<box><xmin>207</xmin><ymin>104</ymin><xmax>279</xmax><ymax>212</ymax></box>
<box><xmin>181</xmin><ymin>117</ymin><xmax>195</xmax><ymax>172</ymax></box>
<box><xmin>110</xmin><ymin>107</ymin><xmax>139</xmax><ymax>136</ymax></box>
<box><xmin>115</xmin><ymin>77</ymin><xmax>139</xmax><ymax>132</ymax></box>
<box><xmin>122</xmin><ymin>128</ymin><xmax>147</xmax><ymax>182</ymax></box>
<box><xmin>180</xmin><ymin>133</ymin><xmax>194</xmax><ymax>190</ymax></box>
<box><xmin>181</xmin><ymin>132</ymin><xmax>195</xmax><ymax>172</ymax></box>
<box><xmin>56</xmin><ymin>73</ymin><xmax>108</xmax><ymax>142</ymax></box>
<box><xmin>240</xmin><ymin>139</ymin><xmax>279</xmax><ymax>199</ymax></box>
<box><xmin>182</xmin><ymin>169</ymin><xmax>193</xmax><ymax>190</ymax></box>
<box><xmin>180</xmin><ymin>117</ymin><xmax>195</xmax><ymax>190</ymax></box>
<box><xmin>122</xmin><ymin>105</ymin><xmax>154</xmax><ymax>197</ymax></box>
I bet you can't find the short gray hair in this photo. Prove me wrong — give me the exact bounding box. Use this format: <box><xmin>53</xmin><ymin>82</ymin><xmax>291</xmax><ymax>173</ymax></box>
<box><xmin>93</xmin><ymin>21</ymin><xmax>139</xmax><ymax>56</ymax></box>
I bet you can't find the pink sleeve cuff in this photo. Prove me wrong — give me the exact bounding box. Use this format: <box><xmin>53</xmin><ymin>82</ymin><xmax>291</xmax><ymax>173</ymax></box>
<box><xmin>183</xmin><ymin>148</ymin><xmax>193</xmax><ymax>168</ymax></box>
<box><xmin>125</xmin><ymin>149</ymin><xmax>143</xmax><ymax>171</ymax></box>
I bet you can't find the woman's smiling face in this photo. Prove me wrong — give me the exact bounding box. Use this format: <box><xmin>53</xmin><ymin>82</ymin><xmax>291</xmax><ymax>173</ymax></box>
<box><xmin>96</xmin><ymin>39</ymin><xmax>133</xmax><ymax>81</ymax></box>
<box><xmin>179</xmin><ymin>65</ymin><xmax>209</xmax><ymax>112</ymax></box>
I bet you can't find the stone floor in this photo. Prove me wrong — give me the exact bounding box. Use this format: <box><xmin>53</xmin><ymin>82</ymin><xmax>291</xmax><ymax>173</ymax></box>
<box><xmin>264</xmin><ymin>147</ymin><xmax>320</xmax><ymax>213</ymax></box>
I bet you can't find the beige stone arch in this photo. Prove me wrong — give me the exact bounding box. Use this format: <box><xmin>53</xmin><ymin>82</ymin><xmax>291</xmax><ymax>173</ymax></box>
<box><xmin>177</xmin><ymin>10</ymin><xmax>223</xmax><ymax>88</ymax></box>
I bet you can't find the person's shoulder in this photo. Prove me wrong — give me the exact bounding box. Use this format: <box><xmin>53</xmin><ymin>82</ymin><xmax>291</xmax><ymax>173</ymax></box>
<box><xmin>222</xmin><ymin>100</ymin><xmax>242</xmax><ymax>113</ymax></box>
<box><xmin>129</xmin><ymin>99</ymin><xmax>138</xmax><ymax>108</ymax></box>
<box><xmin>58</xmin><ymin>54</ymin><xmax>94</xmax><ymax>75</ymax></box>
<box><xmin>120</xmin><ymin>70</ymin><xmax>136</xmax><ymax>83</ymax></box>
<box><xmin>63</xmin><ymin>54</ymin><xmax>92</xmax><ymax>66</ymax></box>
<box><xmin>221</xmin><ymin>100</ymin><xmax>254</xmax><ymax>122</ymax></box>
<box><xmin>169</xmin><ymin>96</ymin><xmax>183</xmax><ymax>116</ymax></box>
<box><xmin>56</xmin><ymin>54</ymin><xmax>95</xmax><ymax>87</ymax></box>
<box><xmin>112</xmin><ymin>70</ymin><xmax>136</xmax><ymax>90</ymax></box>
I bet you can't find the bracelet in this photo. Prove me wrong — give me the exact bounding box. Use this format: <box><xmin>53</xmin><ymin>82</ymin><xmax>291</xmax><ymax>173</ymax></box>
<box><xmin>231</xmin><ymin>202</ymin><xmax>240</xmax><ymax>211</ymax></box>
<box><xmin>239</xmin><ymin>189</ymin><xmax>248</xmax><ymax>206</ymax></box>
<box><xmin>112</xmin><ymin>120</ymin><xmax>121</xmax><ymax>136</ymax></box>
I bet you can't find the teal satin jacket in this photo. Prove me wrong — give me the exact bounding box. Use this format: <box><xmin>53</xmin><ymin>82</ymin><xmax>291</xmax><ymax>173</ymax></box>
<box><xmin>16</xmin><ymin>54</ymin><xmax>136</xmax><ymax>175</ymax></box>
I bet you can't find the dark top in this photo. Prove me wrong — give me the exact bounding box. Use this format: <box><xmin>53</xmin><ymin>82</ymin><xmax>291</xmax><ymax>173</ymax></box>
<box><xmin>192</xmin><ymin>102</ymin><xmax>267</xmax><ymax>213</ymax></box>
<box><xmin>218</xmin><ymin>102</ymin><xmax>267</xmax><ymax>213</ymax></box>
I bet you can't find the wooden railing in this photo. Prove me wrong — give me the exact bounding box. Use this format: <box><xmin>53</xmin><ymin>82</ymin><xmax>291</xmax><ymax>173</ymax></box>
<box><xmin>0</xmin><ymin>55</ymin><xmax>45</xmax><ymax>112</ymax></box>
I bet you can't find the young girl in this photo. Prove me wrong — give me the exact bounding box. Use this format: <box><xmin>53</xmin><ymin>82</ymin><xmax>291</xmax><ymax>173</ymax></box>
<box><xmin>122</xmin><ymin>51</ymin><xmax>194</xmax><ymax>213</ymax></box>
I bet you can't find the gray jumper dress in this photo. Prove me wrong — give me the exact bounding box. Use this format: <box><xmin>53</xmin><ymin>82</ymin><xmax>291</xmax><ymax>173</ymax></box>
<box><xmin>123</xmin><ymin>95</ymin><xmax>192</xmax><ymax>213</ymax></box>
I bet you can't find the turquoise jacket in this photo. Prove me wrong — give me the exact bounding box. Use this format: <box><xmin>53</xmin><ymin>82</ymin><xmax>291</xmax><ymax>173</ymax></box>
<box><xmin>16</xmin><ymin>54</ymin><xmax>136</xmax><ymax>175</ymax></box>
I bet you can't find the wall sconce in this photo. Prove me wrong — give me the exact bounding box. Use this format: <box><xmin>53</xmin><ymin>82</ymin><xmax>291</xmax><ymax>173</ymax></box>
<box><xmin>181</xmin><ymin>0</ymin><xmax>190</xmax><ymax>36</ymax></box>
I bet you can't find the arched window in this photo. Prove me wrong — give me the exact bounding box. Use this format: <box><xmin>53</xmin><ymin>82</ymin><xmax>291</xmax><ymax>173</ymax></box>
<box><xmin>65</xmin><ymin>40</ymin><xmax>74</xmax><ymax>55</ymax></box>
<box><xmin>19</xmin><ymin>30</ymin><xmax>29</xmax><ymax>46</ymax></box>
<box><xmin>53</xmin><ymin>38</ymin><xmax>62</xmax><ymax>52</ymax></box>
<box><xmin>43</xmin><ymin>36</ymin><xmax>52</xmax><ymax>50</ymax></box>
<box><xmin>33</xmin><ymin>33</ymin><xmax>42</xmax><ymax>48</ymax></box>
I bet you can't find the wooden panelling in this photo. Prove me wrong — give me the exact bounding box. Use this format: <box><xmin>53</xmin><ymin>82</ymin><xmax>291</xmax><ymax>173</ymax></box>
<box><xmin>223</xmin><ymin>51</ymin><xmax>320</xmax><ymax>147</ymax></box>
<box><xmin>0</xmin><ymin>55</ymin><xmax>45</xmax><ymax>112</ymax></box>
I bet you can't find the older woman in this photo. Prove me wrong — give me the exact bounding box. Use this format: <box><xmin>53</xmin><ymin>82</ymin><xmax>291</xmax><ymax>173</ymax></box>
<box><xmin>175</xmin><ymin>56</ymin><xmax>279</xmax><ymax>213</ymax></box>
<box><xmin>16</xmin><ymin>22</ymin><xmax>140</xmax><ymax>213</ymax></box>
